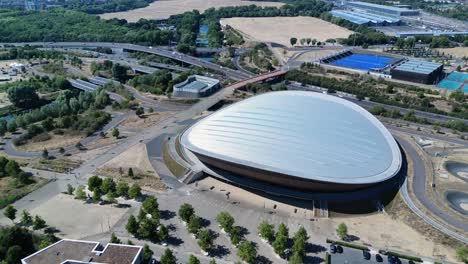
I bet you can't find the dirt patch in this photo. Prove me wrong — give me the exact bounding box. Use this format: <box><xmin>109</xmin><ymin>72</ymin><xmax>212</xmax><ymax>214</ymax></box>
<box><xmin>119</xmin><ymin>112</ymin><xmax>174</xmax><ymax>129</ymax></box>
<box><xmin>221</xmin><ymin>17</ymin><xmax>353</xmax><ymax>47</ymax></box>
<box><xmin>436</xmin><ymin>47</ymin><xmax>468</xmax><ymax>59</ymax></box>
<box><xmin>17</xmin><ymin>133</ymin><xmax>83</xmax><ymax>152</ymax></box>
<box><xmin>0</xmin><ymin>92</ymin><xmax>11</xmax><ymax>108</ymax></box>
<box><xmin>96</xmin><ymin>143</ymin><xmax>165</xmax><ymax>192</ymax></box>
<box><xmin>99</xmin><ymin>0</ymin><xmax>283</xmax><ymax>22</ymax></box>
<box><xmin>27</xmin><ymin>193</ymin><xmax>133</xmax><ymax>239</ymax></box>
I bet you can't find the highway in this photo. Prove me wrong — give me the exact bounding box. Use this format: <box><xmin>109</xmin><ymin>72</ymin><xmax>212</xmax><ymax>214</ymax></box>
<box><xmin>5</xmin><ymin>42</ymin><xmax>251</xmax><ymax>80</ymax></box>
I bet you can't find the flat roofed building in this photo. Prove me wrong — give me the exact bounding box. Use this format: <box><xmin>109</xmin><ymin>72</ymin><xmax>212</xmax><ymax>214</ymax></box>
<box><xmin>346</xmin><ymin>1</ymin><xmax>420</xmax><ymax>16</ymax></box>
<box><xmin>181</xmin><ymin>91</ymin><xmax>402</xmax><ymax>191</ymax></box>
<box><xmin>391</xmin><ymin>59</ymin><xmax>443</xmax><ymax>84</ymax></box>
<box><xmin>330</xmin><ymin>10</ymin><xmax>401</xmax><ymax>26</ymax></box>
<box><xmin>21</xmin><ymin>239</ymin><xmax>143</xmax><ymax>264</ymax></box>
<box><xmin>173</xmin><ymin>75</ymin><xmax>220</xmax><ymax>98</ymax></box>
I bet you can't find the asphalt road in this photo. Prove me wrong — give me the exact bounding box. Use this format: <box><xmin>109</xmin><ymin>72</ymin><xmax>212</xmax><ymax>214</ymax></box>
<box><xmin>4</xmin><ymin>42</ymin><xmax>251</xmax><ymax>80</ymax></box>
<box><xmin>395</xmin><ymin>135</ymin><xmax>468</xmax><ymax>242</ymax></box>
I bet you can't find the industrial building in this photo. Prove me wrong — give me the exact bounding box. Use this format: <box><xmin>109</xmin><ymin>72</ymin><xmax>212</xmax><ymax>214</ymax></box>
<box><xmin>173</xmin><ymin>75</ymin><xmax>220</xmax><ymax>98</ymax></box>
<box><xmin>391</xmin><ymin>60</ymin><xmax>444</xmax><ymax>84</ymax></box>
<box><xmin>346</xmin><ymin>1</ymin><xmax>420</xmax><ymax>16</ymax></box>
<box><xmin>22</xmin><ymin>239</ymin><xmax>143</xmax><ymax>264</ymax></box>
<box><xmin>181</xmin><ymin>91</ymin><xmax>402</xmax><ymax>192</ymax></box>
<box><xmin>330</xmin><ymin>10</ymin><xmax>401</xmax><ymax>26</ymax></box>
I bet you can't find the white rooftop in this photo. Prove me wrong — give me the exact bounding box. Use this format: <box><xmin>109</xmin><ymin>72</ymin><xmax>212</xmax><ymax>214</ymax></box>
<box><xmin>181</xmin><ymin>91</ymin><xmax>402</xmax><ymax>185</ymax></box>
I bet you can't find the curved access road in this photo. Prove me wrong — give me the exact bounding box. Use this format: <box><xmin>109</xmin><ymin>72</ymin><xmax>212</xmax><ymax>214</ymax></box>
<box><xmin>395</xmin><ymin>135</ymin><xmax>468</xmax><ymax>243</ymax></box>
<box><xmin>3</xmin><ymin>111</ymin><xmax>131</xmax><ymax>158</ymax></box>
<box><xmin>4</xmin><ymin>42</ymin><xmax>251</xmax><ymax>80</ymax></box>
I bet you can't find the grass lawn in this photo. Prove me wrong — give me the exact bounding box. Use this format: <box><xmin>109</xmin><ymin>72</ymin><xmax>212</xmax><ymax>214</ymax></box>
<box><xmin>0</xmin><ymin>176</ymin><xmax>48</xmax><ymax>209</ymax></box>
<box><xmin>161</xmin><ymin>139</ymin><xmax>186</xmax><ymax>178</ymax></box>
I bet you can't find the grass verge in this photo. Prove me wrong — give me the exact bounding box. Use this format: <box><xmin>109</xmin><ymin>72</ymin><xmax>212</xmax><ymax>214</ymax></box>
<box><xmin>161</xmin><ymin>139</ymin><xmax>187</xmax><ymax>178</ymax></box>
<box><xmin>326</xmin><ymin>238</ymin><xmax>369</xmax><ymax>251</ymax></box>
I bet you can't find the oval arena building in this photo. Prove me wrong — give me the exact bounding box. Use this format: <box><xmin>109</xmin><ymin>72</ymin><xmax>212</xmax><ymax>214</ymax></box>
<box><xmin>180</xmin><ymin>91</ymin><xmax>402</xmax><ymax>192</ymax></box>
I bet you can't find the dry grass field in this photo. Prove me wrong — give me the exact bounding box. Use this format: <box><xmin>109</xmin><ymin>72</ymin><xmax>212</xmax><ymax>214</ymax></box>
<box><xmin>220</xmin><ymin>17</ymin><xmax>353</xmax><ymax>47</ymax></box>
<box><xmin>100</xmin><ymin>0</ymin><xmax>283</xmax><ymax>22</ymax></box>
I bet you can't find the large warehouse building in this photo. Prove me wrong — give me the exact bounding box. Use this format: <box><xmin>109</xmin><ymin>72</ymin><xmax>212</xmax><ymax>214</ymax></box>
<box><xmin>346</xmin><ymin>1</ymin><xmax>420</xmax><ymax>16</ymax></box>
<box><xmin>391</xmin><ymin>60</ymin><xmax>444</xmax><ymax>84</ymax></box>
<box><xmin>181</xmin><ymin>91</ymin><xmax>402</xmax><ymax>192</ymax></box>
<box><xmin>330</xmin><ymin>10</ymin><xmax>401</xmax><ymax>26</ymax></box>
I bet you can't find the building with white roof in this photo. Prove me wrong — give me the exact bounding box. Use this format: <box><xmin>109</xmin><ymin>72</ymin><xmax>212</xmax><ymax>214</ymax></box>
<box><xmin>181</xmin><ymin>91</ymin><xmax>402</xmax><ymax>191</ymax></box>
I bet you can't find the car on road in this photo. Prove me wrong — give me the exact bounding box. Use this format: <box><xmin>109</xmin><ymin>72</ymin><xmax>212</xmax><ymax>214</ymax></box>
<box><xmin>375</xmin><ymin>254</ymin><xmax>383</xmax><ymax>262</ymax></box>
<box><xmin>363</xmin><ymin>250</ymin><xmax>371</xmax><ymax>260</ymax></box>
<box><xmin>330</xmin><ymin>243</ymin><xmax>337</xmax><ymax>254</ymax></box>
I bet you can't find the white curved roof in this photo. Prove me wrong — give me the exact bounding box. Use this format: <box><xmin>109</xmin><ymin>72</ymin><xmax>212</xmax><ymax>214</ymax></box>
<box><xmin>181</xmin><ymin>91</ymin><xmax>402</xmax><ymax>185</ymax></box>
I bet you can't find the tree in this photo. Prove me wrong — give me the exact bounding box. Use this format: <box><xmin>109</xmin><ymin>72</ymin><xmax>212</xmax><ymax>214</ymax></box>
<box><xmin>101</xmin><ymin>178</ymin><xmax>116</xmax><ymax>194</ymax></box>
<box><xmin>87</xmin><ymin>175</ymin><xmax>102</xmax><ymax>192</ymax></box>
<box><xmin>75</xmin><ymin>185</ymin><xmax>86</xmax><ymax>200</ymax></box>
<box><xmin>4</xmin><ymin>205</ymin><xmax>17</xmax><ymax>223</ymax></box>
<box><xmin>159</xmin><ymin>224</ymin><xmax>169</xmax><ymax>242</ymax></box>
<box><xmin>290</xmin><ymin>37</ymin><xmax>297</xmax><ymax>47</ymax></box>
<box><xmin>128</xmin><ymin>167</ymin><xmax>134</xmax><ymax>178</ymax></box>
<box><xmin>142</xmin><ymin>196</ymin><xmax>159</xmax><ymax>218</ymax></box>
<box><xmin>116</xmin><ymin>181</ymin><xmax>129</xmax><ymax>197</ymax></box>
<box><xmin>160</xmin><ymin>248</ymin><xmax>177</xmax><ymax>264</ymax></box>
<box><xmin>272</xmin><ymin>223</ymin><xmax>289</xmax><ymax>256</ymax></box>
<box><xmin>33</xmin><ymin>215</ymin><xmax>46</xmax><ymax>230</ymax></box>
<box><xmin>456</xmin><ymin>246</ymin><xmax>468</xmax><ymax>263</ymax></box>
<box><xmin>5</xmin><ymin>160</ymin><xmax>21</xmax><ymax>177</ymax></box>
<box><xmin>135</xmin><ymin>107</ymin><xmax>144</xmax><ymax>116</ymax></box>
<box><xmin>395</xmin><ymin>38</ymin><xmax>405</xmax><ymax>49</ymax></box>
<box><xmin>209</xmin><ymin>260</ymin><xmax>216</xmax><ymax>264</ymax></box>
<box><xmin>178</xmin><ymin>203</ymin><xmax>194</xmax><ymax>223</ymax></box>
<box><xmin>67</xmin><ymin>184</ymin><xmax>74</xmax><ymax>195</ymax></box>
<box><xmin>300</xmin><ymin>38</ymin><xmax>305</xmax><ymax>46</ymax></box>
<box><xmin>142</xmin><ymin>244</ymin><xmax>153</xmax><ymax>263</ymax></box>
<box><xmin>336</xmin><ymin>223</ymin><xmax>348</xmax><ymax>240</ymax></box>
<box><xmin>107</xmin><ymin>191</ymin><xmax>117</xmax><ymax>204</ymax></box>
<box><xmin>112</xmin><ymin>63</ymin><xmax>128</xmax><ymax>82</ymax></box>
<box><xmin>289</xmin><ymin>252</ymin><xmax>303</xmax><ymax>264</ymax></box>
<box><xmin>110</xmin><ymin>232</ymin><xmax>121</xmax><ymax>244</ymax></box>
<box><xmin>59</xmin><ymin>147</ymin><xmax>65</xmax><ymax>154</ymax></box>
<box><xmin>126</xmin><ymin>215</ymin><xmax>138</xmax><ymax>236</ymax></box>
<box><xmin>92</xmin><ymin>189</ymin><xmax>101</xmax><ymax>203</ymax></box>
<box><xmin>187</xmin><ymin>255</ymin><xmax>200</xmax><ymax>264</ymax></box>
<box><xmin>112</xmin><ymin>128</ymin><xmax>120</xmax><ymax>139</ymax></box>
<box><xmin>20</xmin><ymin>210</ymin><xmax>33</xmax><ymax>225</ymax></box>
<box><xmin>138</xmin><ymin>218</ymin><xmax>158</xmax><ymax>240</ymax></box>
<box><xmin>7</xmin><ymin>84</ymin><xmax>39</xmax><ymax>108</ymax></box>
<box><xmin>229</xmin><ymin>226</ymin><xmax>242</xmax><ymax>246</ymax></box>
<box><xmin>237</xmin><ymin>241</ymin><xmax>257</xmax><ymax>264</ymax></box>
<box><xmin>258</xmin><ymin>220</ymin><xmax>275</xmax><ymax>243</ymax></box>
<box><xmin>197</xmin><ymin>229</ymin><xmax>213</xmax><ymax>252</ymax></box>
<box><xmin>128</xmin><ymin>183</ymin><xmax>141</xmax><ymax>199</ymax></box>
<box><xmin>5</xmin><ymin>245</ymin><xmax>23</xmax><ymax>264</ymax></box>
<box><xmin>40</xmin><ymin>148</ymin><xmax>49</xmax><ymax>160</ymax></box>
<box><xmin>291</xmin><ymin>227</ymin><xmax>308</xmax><ymax>258</ymax></box>
<box><xmin>216</xmin><ymin>211</ymin><xmax>234</xmax><ymax>232</ymax></box>
<box><xmin>188</xmin><ymin>215</ymin><xmax>202</xmax><ymax>234</ymax></box>
<box><xmin>306</xmin><ymin>38</ymin><xmax>312</xmax><ymax>45</ymax></box>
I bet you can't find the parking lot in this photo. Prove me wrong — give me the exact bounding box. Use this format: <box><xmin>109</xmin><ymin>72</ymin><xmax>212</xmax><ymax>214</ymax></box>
<box><xmin>329</xmin><ymin>246</ymin><xmax>412</xmax><ymax>264</ymax></box>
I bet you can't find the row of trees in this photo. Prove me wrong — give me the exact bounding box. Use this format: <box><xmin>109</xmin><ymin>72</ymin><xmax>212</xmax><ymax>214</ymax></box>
<box><xmin>178</xmin><ymin>203</ymin><xmax>214</xmax><ymax>253</ymax></box>
<box><xmin>126</xmin><ymin>195</ymin><xmax>169</xmax><ymax>243</ymax></box>
<box><xmin>215</xmin><ymin>211</ymin><xmax>257</xmax><ymax>263</ymax></box>
<box><xmin>4</xmin><ymin>206</ymin><xmax>47</xmax><ymax>230</ymax></box>
<box><xmin>71</xmin><ymin>176</ymin><xmax>142</xmax><ymax>205</ymax></box>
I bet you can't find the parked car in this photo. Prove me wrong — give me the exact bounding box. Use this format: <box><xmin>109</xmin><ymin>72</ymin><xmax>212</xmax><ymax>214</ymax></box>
<box><xmin>363</xmin><ymin>251</ymin><xmax>371</xmax><ymax>260</ymax></box>
<box><xmin>330</xmin><ymin>243</ymin><xmax>337</xmax><ymax>254</ymax></box>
